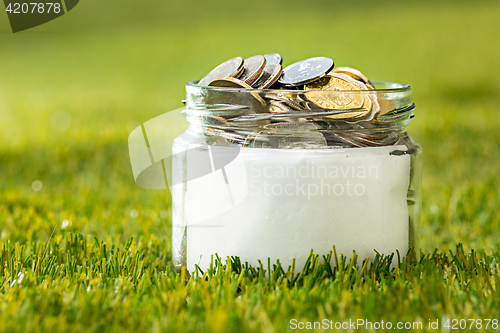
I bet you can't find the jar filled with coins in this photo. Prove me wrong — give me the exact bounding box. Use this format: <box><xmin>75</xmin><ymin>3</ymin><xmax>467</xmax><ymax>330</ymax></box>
<box><xmin>171</xmin><ymin>54</ymin><xmax>422</xmax><ymax>273</ymax></box>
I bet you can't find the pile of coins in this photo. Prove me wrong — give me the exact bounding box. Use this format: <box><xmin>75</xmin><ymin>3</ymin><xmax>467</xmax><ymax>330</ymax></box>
<box><xmin>190</xmin><ymin>54</ymin><xmax>412</xmax><ymax>149</ymax></box>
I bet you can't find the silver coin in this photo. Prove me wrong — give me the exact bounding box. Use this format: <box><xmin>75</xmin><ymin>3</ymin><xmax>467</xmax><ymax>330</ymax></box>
<box><xmin>268</xmin><ymin>102</ymin><xmax>288</xmax><ymax>113</ymax></box>
<box><xmin>282</xmin><ymin>98</ymin><xmax>306</xmax><ymax>111</ymax></box>
<box><xmin>222</xmin><ymin>130</ymin><xmax>251</xmax><ymax>145</ymax></box>
<box><xmin>264</xmin><ymin>53</ymin><xmax>283</xmax><ymax>66</ymax></box>
<box><xmin>251</xmin><ymin>131</ymin><xmax>327</xmax><ymax>149</ymax></box>
<box><xmin>278</xmin><ymin>57</ymin><xmax>334</xmax><ymax>86</ymax></box>
<box><xmin>263</xmin><ymin>93</ymin><xmax>306</xmax><ymax>110</ymax></box>
<box><xmin>263</xmin><ymin>92</ymin><xmax>289</xmax><ymax>102</ymax></box>
<box><xmin>268</xmin><ymin>100</ymin><xmax>297</xmax><ymax>113</ymax></box>
<box><xmin>252</xmin><ymin>132</ymin><xmax>281</xmax><ymax>149</ymax></box>
<box><xmin>264</xmin><ymin>122</ymin><xmax>320</xmax><ymax>132</ymax></box>
<box><xmin>202</xmin><ymin>115</ymin><xmax>227</xmax><ymax>127</ymax></box>
<box><xmin>239</xmin><ymin>55</ymin><xmax>266</xmax><ymax>85</ymax></box>
<box><xmin>198</xmin><ymin>57</ymin><xmax>244</xmax><ymax>86</ymax></box>
<box><xmin>252</xmin><ymin>64</ymin><xmax>283</xmax><ymax>89</ymax></box>
<box><xmin>280</xmin><ymin>132</ymin><xmax>328</xmax><ymax>149</ymax></box>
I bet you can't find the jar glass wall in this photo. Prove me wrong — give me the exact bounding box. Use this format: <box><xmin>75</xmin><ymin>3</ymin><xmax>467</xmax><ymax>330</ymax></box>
<box><xmin>172</xmin><ymin>81</ymin><xmax>422</xmax><ymax>273</ymax></box>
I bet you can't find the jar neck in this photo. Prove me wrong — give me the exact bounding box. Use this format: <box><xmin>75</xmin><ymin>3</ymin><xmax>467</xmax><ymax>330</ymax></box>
<box><xmin>182</xmin><ymin>103</ymin><xmax>414</xmax><ymax>134</ymax></box>
<box><xmin>182</xmin><ymin>79</ymin><xmax>414</xmax><ymax>149</ymax></box>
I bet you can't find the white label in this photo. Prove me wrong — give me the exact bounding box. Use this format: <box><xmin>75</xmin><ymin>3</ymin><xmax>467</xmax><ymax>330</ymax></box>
<box><xmin>186</xmin><ymin>146</ymin><xmax>411</xmax><ymax>272</ymax></box>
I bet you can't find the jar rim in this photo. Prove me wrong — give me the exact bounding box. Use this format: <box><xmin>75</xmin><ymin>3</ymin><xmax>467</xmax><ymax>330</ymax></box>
<box><xmin>187</xmin><ymin>80</ymin><xmax>411</xmax><ymax>94</ymax></box>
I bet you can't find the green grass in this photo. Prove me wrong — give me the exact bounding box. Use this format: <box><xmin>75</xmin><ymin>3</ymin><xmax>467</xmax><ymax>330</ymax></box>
<box><xmin>1</xmin><ymin>235</ymin><xmax>499</xmax><ymax>332</ymax></box>
<box><xmin>1</xmin><ymin>0</ymin><xmax>500</xmax><ymax>331</ymax></box>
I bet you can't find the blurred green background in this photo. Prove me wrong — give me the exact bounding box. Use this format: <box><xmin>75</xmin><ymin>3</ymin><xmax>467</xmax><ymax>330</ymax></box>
<box><xmin>1</xmin><ymin>0</ymin><xmax>500</xmax><ymax>252</ymax></box>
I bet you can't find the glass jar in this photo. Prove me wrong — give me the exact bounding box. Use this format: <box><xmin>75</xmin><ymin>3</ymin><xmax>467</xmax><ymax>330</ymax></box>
<box><xmin>171</xmin><ymin>81</ymin><xmax>422</xmax><ymax>273</ymax></box>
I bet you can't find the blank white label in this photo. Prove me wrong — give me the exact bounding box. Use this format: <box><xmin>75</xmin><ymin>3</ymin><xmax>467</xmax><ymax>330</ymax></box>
<box><xmin>186</xmin><ymin>145</ymin><xmax>411</xmax><ymax>272</ymax></box>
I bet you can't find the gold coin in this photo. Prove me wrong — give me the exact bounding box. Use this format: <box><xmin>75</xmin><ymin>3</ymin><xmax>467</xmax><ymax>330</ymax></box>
<box><xmin>207</xmin><ymin>77</ymin><xmax>267</xmax><ymax>109</ymax></box>
<box><xmin>305</xmin><ymin>73</ymin><xmax>375</xmax><ymax>120</ymax></box>
<box><xmin>375</xmin><ymin>96</ymin><xmax>394</xmax><ymax>117</ymax></box>
<box><xmin>335</xmin><ymin>74</ymin><xmax>380</xmax><ymax>120</ymax></box>
<box><xmin>304</xmin><ymin>74</ymin><xmax>363</xmax><ymax>112</ymax></box>
<box><xmin>208</xmin><ymin>76</ymin><xmax>253</xmax><ymax>88</ymax></box>
<box><xmin>332</xmin><ymin>67</ymin><xmax>371</xmax><ymax>85</ymax></box>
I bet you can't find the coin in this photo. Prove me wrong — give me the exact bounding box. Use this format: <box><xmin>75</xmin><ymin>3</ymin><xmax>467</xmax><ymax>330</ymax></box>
<box><xmin>203</xmin><ymin>115</ymin><xmax>227</xmax><ymax>127</ymax></box>
<box><xmin>264</xmin><ymin>122</ymin><xmax>320</xmax><ymax>131</ymax></box>
<box><xmin>207</xmin><ymin>77</ymin><xmax>267</xmax><ymax>111</ymax></box>
<box><xmin>251</xmin><ymin>131</ymin><xmax>327</xmax><ymax>149</ymax></box>
<box><xmin>204</xmin><ymin>128</ymin><xmax>231</xmax><ymax>145</ymax></box>
<box><xmin>198</xmin><ymin>57</ymin><xmax>244</xmax><ymax>86</ymax></box>
<box><xmin>208</xmin><ymin>76</ymin><xmax>253</xmax><ymax>88</ymax></box>
<box><xmin>304</xmin><ymin>74</ymin><xmax>367</xmax><ymax>119</ymax></box>
<box><xmin>323</xmin><ymin>132</ymin><xmax>367</xmax><ymax>148</ymax></box>
<box><xmin>226</xmin><ymin>116</ymin><xmax>270</xmax><ymax>128</ymax></box>
<box><xmin>282</xmin><ymin>97</ymin><xmax>306</xmax><ymax>111</ymax></box>
<box><xmin>366</xmin><ymin>92</ymin><xmax>380</xmax><ymax>119</ymax></box>
<box><xmin>307</xmin><ymin>73</ymin><xmax>373</xmax><ymax>120</ymax></box>
<box><xmin>239</xmin><ymin>55</ymin><xmax>267</xmax><ymax>85</ymax></box>
<box><xmin>278</xmin><ymin>57</ymin><xmax>334</xmax><ymax>86</ymax></box>
<box><xmin>242</xmin><ymin>131</ymin><xmax>259</xmax><ymax>147</ymax></box>
<box><xmin>183</xmin><ymin>114</ymin><xmax>228</xmax><ymax>128</ymax></box>
<box><xmin>332</xmin><ymin>67</ymin><xmax>376</xmax><ymax>89</ymax></box>
<box><xmin>252</xmin><ymin>131</ymin><xmax>281</xmax><ymax>149</ymax></box>
<box><xmin>333</xmin><ymin>67</ymin><xmax>370</xmax><ymax>85</ymax></box>
<box><xmin>268</xmin><ymin>100</ymin><xmax>296</xmax><ymax>113</ymax></box>
<box><xmin>222</xmin><ymin>130</ymin><xmax>251</xmax><ymax>145</ymax></box>
<box><xmin>330</xmin><ymin>73</ymin><xmax>380</xmax><ymax>120</ymax></box>
<box><xmin>252</xmin><ymin>64</ymin><xmax>283</xmax><ymax>89</ymax></box>
<box><xmin>264</xmin><ymin>53</ymin><xmax>283</xmax><ymax>65</ymax></box>
<box><xmin>333</xmin><ymin>73</ymin><xmax>381</xmax><ymax>120</ymax></box>
<box><xmin>196</xmin><ymin>54</ymin><xmax>405</xmax><ymax>149</ymax></box>
<box><xmin>279</xmin><ymin>132</ymin><xmax>327</xmax><ymax>148</ymax></box>
<box><xmin>376</xmin><ymin>96</ymin><xmax>394</xmax><ymax>116</ymax></box>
